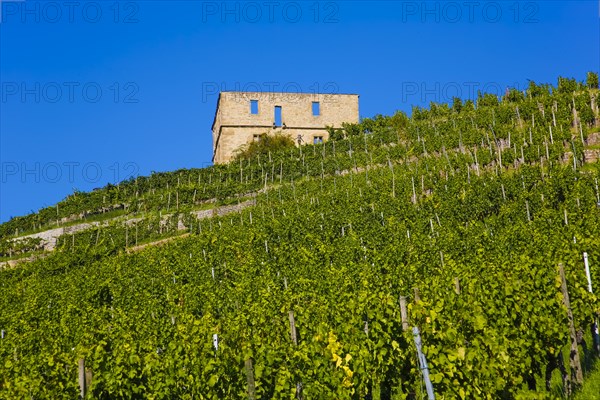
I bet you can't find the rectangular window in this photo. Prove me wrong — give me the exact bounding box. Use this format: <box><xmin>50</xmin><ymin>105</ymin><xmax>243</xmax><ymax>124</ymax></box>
<box><xmin>250</xmin><ymin>100</ymin><xmax>258</xmax><ymax>114</ymax></box>
<box><xmin>274</xmin><ymin>106</ymin><xmax>282</xmax><ymax>127</ymax></box>
<box><xmin>312</xmin><ymin>101</ymin><xmax>320</xmax><ymax>116</ymax></box>
<box><xmin>313</xmin><ymin>136</ymin><xmax>323</xmax><ymax>144</ymax></box>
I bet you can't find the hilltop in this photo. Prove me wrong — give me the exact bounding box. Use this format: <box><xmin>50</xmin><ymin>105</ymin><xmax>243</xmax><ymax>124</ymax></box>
<box><xmin>1</xmin><ymin>74</ymin><xmax>600</xmax><ymax>399</ymax></box>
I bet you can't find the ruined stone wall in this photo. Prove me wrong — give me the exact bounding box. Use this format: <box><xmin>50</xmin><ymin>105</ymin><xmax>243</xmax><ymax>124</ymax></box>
<box><xmin>212</xmin><ymin>92</ymin><xmax>359</xmax><ymax>164</ymax></box>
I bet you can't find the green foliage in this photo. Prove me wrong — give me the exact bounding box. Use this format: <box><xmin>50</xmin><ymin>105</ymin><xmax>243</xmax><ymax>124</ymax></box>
<box><xmin>1</xmin><ymin>74</ymin><xmax>599</xmax><ymax>398</ymax></box>
<box><xmin>477</xmin><ymin>90</ymin><xmax>500</xmax><ymax>107</ymax></box>
<box><xmin>574</xmin><ymin>360</ymin><xmax>600</xmax><ymax>399</ymax></box>
<box><xmin>233</xmin><ymin>132</ymin><xmax>295</xmax><ymax>160</ymax></box>
<box><xmin>504</xmin><ymin>88</ymin><xmax>526</xmax><ymax>103</ymax></box>
<box><xmin>586</xmin><ymin>71</ymin><xmax>599</xmax><ymax>89</ymax></box>
<box><xmin>463</xmin><ymin>99</ymin><xmax>475</xmax><ymax>112</ymax></box>
<box><xmin>0</xmin><ymin>237</ymin><xmax>43</xmax><ymax>258</ymax></box>
<box><xmin>389</xmin><ymin>110</ymin><xmax>410</xmax><ymax>131</ymax></box>
<box><xmin>2</xmin><ymin>74</ymin><xmax>595</xmax><ymax>240</ymax></box>
<box><xmin>326</xmin><ymin>125</ymin><xmax>344</xmax><ymax>141</ymax></box>
<box><xmin>452</xmin><ymin>97</ymin><xmax>463</xmax><ymax>113</ymax></box>
<box><xmin>341</xmin><ymin>121</ymin><xmax>362</xmax><ymax>138</ymax></box>
<box><xmin>1</xmin><ymin>161</ymin><xmax>599</xmax><ymax>399</ymax></box>
<box><xmin>558</xmin><ymin>76</ymin><xmax>581</xmax><ymax>94</ymax></box>
<box><xmin>527</xmin><ymin>80</ymin><xmax>553</xmax><ymax>98</ymax></box>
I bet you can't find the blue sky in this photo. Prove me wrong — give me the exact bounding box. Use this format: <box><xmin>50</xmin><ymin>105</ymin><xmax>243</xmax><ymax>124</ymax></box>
<box><xmin>0</xmin><ymin>0</ymin><xmax>598</xmax><ymax>222</ymax></box>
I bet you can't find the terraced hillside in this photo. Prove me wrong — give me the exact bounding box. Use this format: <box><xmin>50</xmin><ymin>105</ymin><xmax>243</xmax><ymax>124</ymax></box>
<box><xmin>1</xmin><ymin>75</ymin><xmax>600</xmax><ymax>399</ymax></box>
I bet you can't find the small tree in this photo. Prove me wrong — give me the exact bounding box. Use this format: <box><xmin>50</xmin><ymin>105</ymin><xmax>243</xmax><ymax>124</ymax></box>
<box><xmin>526</xmin><ymin>80</ymin><xmax>552</xmax><ymax>98</ymax></box>
<box><xmin>477</xmin><ymin>91</ymin><xmax>499</xmax><ymax>107</ymax></box>
<box><xmin>233</xmin><ymin>132</ymin><xmax>295</xmax><ymax>160</ymax></box>
<box><xmin>452</xmin><ymin>97</ymin><xmax>463</xmax><ymax>113</ymax></box>
<box><xmin>326</xmin><ymin>125</ymin><xmax>345</xmax><ymax>141</ymax></box>
<box><xmin>390</xmin><ymin>110</ymin><xmax>410</xmax><ymax>130</ymax></box>
<box><xmin>411</xmin><ymin>105</ymin><xmax>429</xmax><ymax>121</ymax></box>
<box><xmin>504</xmin><ymin>88</ymin><xmax>525</xmax><ymax>103</ymax></box>
<box><xmin>557</xmin><ymin>76</ymin><xmax>580</xmax><ymax>93</ymax></box>
<box><xmin>341</xmin><ymin>122</ymin><xmax>361</xmax><ymax>137</ymax></box>
<box><xmin>586</xmin><ymin>71</ymin><xmax>599</xmax><ymax>89</ymax></box>
<box><xmin>463</xmin><ymin>99</ymin><xmax>475</xmax><ymax>112</ymax></box>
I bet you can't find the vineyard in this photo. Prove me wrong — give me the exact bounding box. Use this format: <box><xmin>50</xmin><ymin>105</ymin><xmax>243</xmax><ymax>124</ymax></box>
<box><xmin>1</xmin><ymin>75</ymin><xmax>600</xmax><ymax>399</ymax></box>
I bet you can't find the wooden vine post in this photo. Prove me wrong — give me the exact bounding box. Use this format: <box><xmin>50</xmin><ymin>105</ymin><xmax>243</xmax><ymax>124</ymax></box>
<box><xmin>399</xmin><ymin>296</ymin><xmax>409</xmax><ymax>332</ymax></box>
<box><xmin>453</xmin><ymin>277</ymin><xmax>461</xmax><ymax>295</ymax></box>
<box><xmin>583</xmin><ymin>252</ymin><xmax>600</xmax><ymax>356</ymax></box>
<box><xmin>288</xmin><ymin>310</ymin><xmax>303</xmax><ymax>399</ymax></box>
<box><xmin>558</xmin><ymin>263</ymin><xmax>583</xmax><ymax>389</ymax></box>
<box><xmin>78</xmin><ymin>358</ymin><xmax>92</xmax><ymax>398</ymax></box>
<box><xmin>245</xmin><ymin>358</ymin><xmax>256</xmax><ymax>400</ymax></box>
<box><xmin>413</xmin><ymin>287</ymin><xmax>421</xmax><ymax>303</ymax></box>
<box><xmin>401</xmin><ymin>293</ymin><xmax>435</xmax><ymax>399</ymax></box>
<box><xmin>289</xmin><ymin>311</ymin><xmax>297</xmax><ymax>345</ymax></box>
<box><xmin>413</xmin><ymin>327</ymin><xmax>436</xmax><ymax>400</ymax></box>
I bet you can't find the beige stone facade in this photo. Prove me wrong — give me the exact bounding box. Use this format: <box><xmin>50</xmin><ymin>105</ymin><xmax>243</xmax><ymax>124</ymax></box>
<box><xmin>211</xmin><ymin>91</ymin><xmax>359</xmax><ymax>164</ymax></box>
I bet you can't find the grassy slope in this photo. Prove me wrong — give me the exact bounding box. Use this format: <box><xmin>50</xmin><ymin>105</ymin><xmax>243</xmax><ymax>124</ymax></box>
<box><xmin>575</xmin><ymin>362</ymin><xmax>600</xmax><ymax>400</ymax></box>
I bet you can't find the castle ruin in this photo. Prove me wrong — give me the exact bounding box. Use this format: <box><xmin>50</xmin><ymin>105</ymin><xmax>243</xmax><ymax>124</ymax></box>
<box><xmin>211</xmin><ymin>91</ymin><xmax>359</xmax><ymax>164</ymax></box>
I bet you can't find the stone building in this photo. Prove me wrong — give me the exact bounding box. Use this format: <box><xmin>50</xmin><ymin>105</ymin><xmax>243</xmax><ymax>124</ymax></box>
<box><xmin>211</xmin><ymin>91</ymin><xmax>359</xmax><ymax>164</ymax></box>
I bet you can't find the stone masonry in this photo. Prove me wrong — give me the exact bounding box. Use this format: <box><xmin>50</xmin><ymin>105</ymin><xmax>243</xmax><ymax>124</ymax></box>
<box><xmin>211</xmin><ymin>91</ymin><xmax>359</xmax><ymax>164</ymax></box>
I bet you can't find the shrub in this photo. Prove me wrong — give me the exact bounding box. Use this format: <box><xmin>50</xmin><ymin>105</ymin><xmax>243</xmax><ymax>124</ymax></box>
<box><xmin>233</xmin><ymin>132</ymin><xmax>295</xmax><ymax>160</ymax></box>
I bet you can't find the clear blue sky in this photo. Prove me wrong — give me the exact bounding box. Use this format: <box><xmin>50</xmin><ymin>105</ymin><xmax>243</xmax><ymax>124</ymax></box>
<box><xmin>0</xmin><ymin>0</ymin><xmax>598</xmax><ymax>222</ymax></box>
